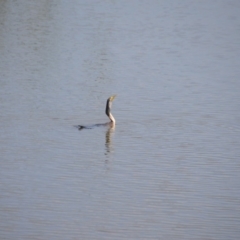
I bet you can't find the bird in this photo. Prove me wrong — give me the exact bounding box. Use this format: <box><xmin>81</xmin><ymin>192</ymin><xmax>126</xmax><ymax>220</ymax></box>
<box><xmin>77</xmin><ymin>95</ymin><xmax>116</xmax><ymax>130</ymax></box>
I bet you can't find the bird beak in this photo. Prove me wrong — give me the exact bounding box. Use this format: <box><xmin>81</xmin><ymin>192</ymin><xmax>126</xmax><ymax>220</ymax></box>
<box><xmin>111</xmin><ymin>95</ymin><xmax>116</xmax><ymax>101</ymax></box>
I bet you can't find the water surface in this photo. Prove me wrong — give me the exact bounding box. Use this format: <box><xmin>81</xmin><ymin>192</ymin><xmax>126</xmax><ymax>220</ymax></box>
<box><xmin>0</xmin><ymin>1</ymin><xmax>240</xmax><ymax>239</ymax></box>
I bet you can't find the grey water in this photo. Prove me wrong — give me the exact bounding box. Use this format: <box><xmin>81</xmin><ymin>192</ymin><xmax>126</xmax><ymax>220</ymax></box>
<box><xmin>0</xmin><ymin>1</ymin><xmax>240</xmax><ymax>239</ymax></box>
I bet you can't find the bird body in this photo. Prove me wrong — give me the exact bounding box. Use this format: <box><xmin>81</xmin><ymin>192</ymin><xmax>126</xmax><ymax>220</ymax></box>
<box><xmin>77</xmin><ymin>95</ymin><xmax>116</xmax><ymax>130</ymax></box>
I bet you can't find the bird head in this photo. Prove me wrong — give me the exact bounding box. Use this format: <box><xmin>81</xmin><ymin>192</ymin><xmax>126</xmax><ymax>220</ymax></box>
<box><xmin>109</xmin><ymin>95</ymin><xmax>116</xmax><ymax>102</ymax></box>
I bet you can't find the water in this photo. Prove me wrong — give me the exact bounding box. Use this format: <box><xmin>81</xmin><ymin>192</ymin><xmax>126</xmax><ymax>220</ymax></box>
<box><xmin>0</xmin><ymin>1</ymin><xmax>240</xmax><ymax>239</ymax></box>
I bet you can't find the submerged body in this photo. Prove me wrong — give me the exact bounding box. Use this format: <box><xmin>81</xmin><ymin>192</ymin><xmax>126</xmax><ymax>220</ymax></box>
<box><xmin>77</xmin><ymin>95</ymin><xmax>116</xmax><ymax>130</ymax></box>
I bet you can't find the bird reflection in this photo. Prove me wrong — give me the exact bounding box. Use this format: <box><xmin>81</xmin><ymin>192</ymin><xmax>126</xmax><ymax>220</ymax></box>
<box><xmin>105</xmin><ymin>125</ymin><xmax>115</xmax><ymax>154</ymax></box>
<box><xmin>104</xmin><ymin>124</ymin><xmax>115</xmax><ymax>166</ymax></box>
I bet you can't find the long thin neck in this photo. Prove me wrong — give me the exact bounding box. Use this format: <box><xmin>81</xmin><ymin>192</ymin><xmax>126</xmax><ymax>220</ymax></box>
<box><xmin>105</xmin><ymin>99</ymin><xmax>116</xmax><ymax>124</ymax></box>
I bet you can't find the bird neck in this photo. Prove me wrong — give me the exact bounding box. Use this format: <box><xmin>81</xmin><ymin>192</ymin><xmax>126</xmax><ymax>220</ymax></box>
<box><xmin>109</xmin><ymin>112</ymin><xmax>116</xmax><ymax>124</ymax></box>
<box><xmin>105</xmin><ymin>99</ymin><xmax>115</xmax><ymax>124</ymax></box>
